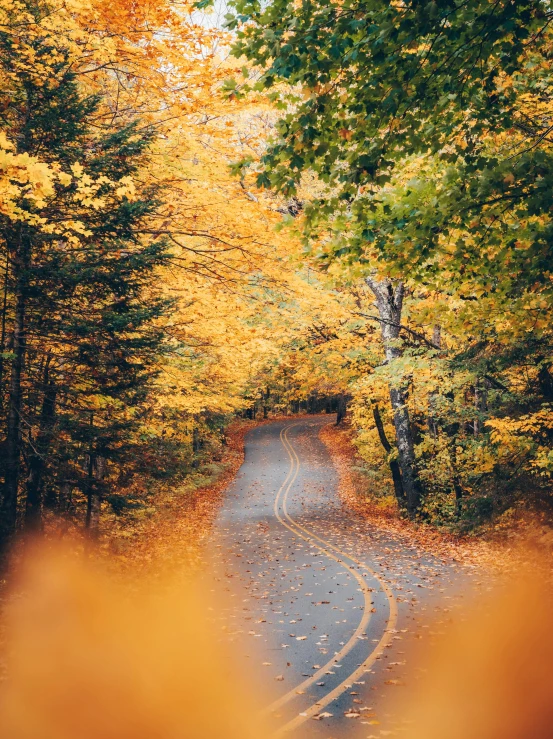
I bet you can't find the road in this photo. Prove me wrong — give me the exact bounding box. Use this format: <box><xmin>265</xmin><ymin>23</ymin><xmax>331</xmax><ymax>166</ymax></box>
<box><xmin>206</xmin><ymin>416</ymin><xmax>473</xmax><ymax>737</ymax></box>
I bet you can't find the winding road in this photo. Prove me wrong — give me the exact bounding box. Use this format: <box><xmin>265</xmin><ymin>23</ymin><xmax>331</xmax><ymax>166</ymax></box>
<box><xmin>207</xmin><ymin>416</ymin><xmax>472</xmax><ymax>737</ymax></box>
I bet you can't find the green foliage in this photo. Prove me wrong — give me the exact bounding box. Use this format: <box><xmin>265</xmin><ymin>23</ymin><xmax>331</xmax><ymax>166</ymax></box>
<box><xmin>228</xmin><ymin>0</ymin><xmax>553</xmax><ymax>530</ymax></box>
<box><xmin>230</xmin><ymin>0</ymin><xmax>553</xmax><ymax>297</ymax></box>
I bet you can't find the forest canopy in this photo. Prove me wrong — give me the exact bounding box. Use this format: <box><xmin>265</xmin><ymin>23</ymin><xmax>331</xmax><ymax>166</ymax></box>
<box><xmin>0</xmin><ymin>0</ymin><xmax>552</xmax><ymax>552</ymax></box>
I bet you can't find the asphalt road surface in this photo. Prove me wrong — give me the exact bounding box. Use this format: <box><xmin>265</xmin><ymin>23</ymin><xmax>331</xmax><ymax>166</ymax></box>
<box><xmin>206</xmin><ymin>416</ymin><xmax>475</xmax><ymax>738</ymax></box>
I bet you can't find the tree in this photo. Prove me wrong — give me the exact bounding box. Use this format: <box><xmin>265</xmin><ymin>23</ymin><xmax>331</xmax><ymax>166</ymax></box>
<box><xmin>0</xmin><ymin>0</ymin><xmax>171</xmax><ymax>554</ymax></box>
<box><xmin>365</xmin><ymin>278</ymin><xmax>420</xmax><ymax>513</ymax></box>
<box><xmin>219</xmin><ymin>0</ymin><xmax>553</xmax><ymax>521</ymax></box>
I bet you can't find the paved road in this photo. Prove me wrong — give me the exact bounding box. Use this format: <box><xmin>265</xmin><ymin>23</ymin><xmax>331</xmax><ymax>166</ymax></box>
<box><xmin>206</xmin><ymin>417</ymin><xmax>473</xmax><ymax>737</ymax></box>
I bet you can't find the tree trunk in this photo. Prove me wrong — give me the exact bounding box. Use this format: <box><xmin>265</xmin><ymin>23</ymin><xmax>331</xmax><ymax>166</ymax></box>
<box><xmin>371</xmin><ymin>401</ymin><xmax>405</xmax><ymax>507</ymax></box>
<box><xmin>366</xmin><ymin>277</ymin><xmax>421</xmax><ymax>515</ymax></box>
<box><xmin>0</xmin><ymin>228</ymin><xmax>30</xmax><ymax>556</ymax></box>
<box><xmin>192</xmin><ymin>425</ymin><xmax>201</xmax><ymax>467</ymax></box>
<box><xmin>336</xmin><ymin>393</ymin><xmax>347</xmax><ymax>425</ymax></box>
<box><xmin>86</xmin><ymin>455</ymin><xmax>105</xmax><ymax>537</ymax></box>
<box><xmin>84</xmin><ymin>413</ymin><xmax>104</xmax><ymax>538</ymax></box>
<box><xmin>25</xmin><ymin>356</ymin><xmax>57</xmax><ymax>532</ymax></box>
<box><xmin>428</xmin><ymin>325</ymin><xmax>441</xmax><ymax>438</ymax></box>
<box><xmin>473</xmin><ymin>378</ymin><xmax>488</xmax><ymax>436</ymax></box>
<box><xmin>0</xmin><ymin>249</ymin><xmax>9</xmax><ymax>411</ymax></box>
<box><xmin>59</xmin><ymin>481</ymin><xmax>73</xmax><ymax>513</ymax></box>
<box><xmin>444</xmin><ymin>421</ymin><xmax>464</xmax><ymax>515</ymax></box>
<box><xmin>537</xmin><ymin>359</ymin><xmax>553</xmax><ymax>401</ymax></box>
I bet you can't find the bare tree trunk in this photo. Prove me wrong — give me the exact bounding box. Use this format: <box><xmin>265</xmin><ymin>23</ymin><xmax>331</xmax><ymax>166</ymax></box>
<box><xmin>192</xmin><ymin>425</ymin><xmax>200</xmax><ymax>468</ymax></box>
<box><xmin>444</xmin><ymin>421</ymin><xmax>464</xmax><ymax>516</ymax></box>
<box><xmin>371</xmin><ymin>401</ymin><xmax>405</xmax><ymax>507</ymax></box>
<box><xmin>0</xmin><ymin>228</ymin><xmax>30</xmax><ymax>557</ymax></box>
<box><xmin>473</xmin><ymin>378</ymin><xmax>488</xmax><ymax>436</ymax></box>
<box><xmin>59</xmin><ymin>481</ymin><xmax>73</xmax><ymax>513</ymax></box>
<box><xmin>84</xmin><ymin>413</ymin><xmax>105</xmax><ymax>538</ymax></box>
<box><xmin>428</xmin><ymin>325</ymin><xmax>441</xmax><ymax>438</ymax></box>
<box><xmin>537</xmin><ymin>358</ymin><xmax>553</xmax><ymax>400</ymax></box>
<box><xmin>336</xmin><ymin>393</ymin><xmax>347</xmax><ymax>425</ymax></box>
<box><xmin>0</xmin><ymin>248</ymin><xmax>9</xmax><ymax>411</ymax></box>
<box><xmin>25</xmin><ymin>356</ymin><xmax>57</xmax><ymax>532</ymax></box>
<box><xmin>85</xmin><ymin>455</ymin><xmax>105</xmax><ymax>537</ymax></box>
<box><xmin>473</xmin><ymin>383</ymin><xmax>480</xmax><ymax>437</ymax></box>
<box><xmin>366</xmin><ymin>277</ymin><xmax>421</xmax><ymax>515</ymax></box>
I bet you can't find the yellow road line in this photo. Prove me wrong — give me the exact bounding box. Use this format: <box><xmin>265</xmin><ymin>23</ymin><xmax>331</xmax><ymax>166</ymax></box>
<box><xmin>267</xmin><ymin>425</ymin><xmax>373</xmax><ymax>715</ymax></box>
<box><xmin>269</xmin><ymin>422</ymin><xmax>398</xmax><ymax>735</ymax></box>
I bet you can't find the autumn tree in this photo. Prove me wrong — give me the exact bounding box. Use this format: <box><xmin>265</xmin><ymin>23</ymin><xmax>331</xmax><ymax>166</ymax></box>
<box><xmin>0</xmin><ymin>0</ymin><xmax>171</xmax><ymax>552</ymax></box>
<box><xmin>222</xmin><ymin>0</ymin><xmax>553</xmax><ymax>521</ymax></box>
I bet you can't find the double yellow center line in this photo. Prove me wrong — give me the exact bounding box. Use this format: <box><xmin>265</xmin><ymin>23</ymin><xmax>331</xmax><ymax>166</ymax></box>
<box><xmin>268</xmin><ymin>422</ymin><xmax>398</xmax><ymax>735</ymax></box>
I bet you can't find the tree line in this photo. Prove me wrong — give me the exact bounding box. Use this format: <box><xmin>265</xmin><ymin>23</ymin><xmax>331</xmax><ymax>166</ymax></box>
<box><xmin>0</xmin><ymin>7</ymin><xmax>173</xmax><ymax>556</ymax></box>
<box><xmin>226</xmin><ymin>0</ymin><xmax>553</xmax><ymax>525</ymax></box>
<box><xmin>0</xmin><ymin>0</ymin><xmax>336</xmax><ymax>559</ymax></box>
<box><xmin>2</xmin><ymin>0</ymin><xmax>552</xmax><ymax>553</ymax></box>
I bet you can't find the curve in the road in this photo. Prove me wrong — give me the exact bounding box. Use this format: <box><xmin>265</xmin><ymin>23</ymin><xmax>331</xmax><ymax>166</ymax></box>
<box><xmin>270</xmin><ymin>422</ymin><xmax>399</xmax><ymax>735</ymax></box>
<box><xmin>268</xmin><ymin>424</ymin><xmax>373</xmax><ymax>712</ymax></box>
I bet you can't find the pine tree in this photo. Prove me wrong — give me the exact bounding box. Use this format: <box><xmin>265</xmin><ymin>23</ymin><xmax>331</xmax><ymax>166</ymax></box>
<box><xmin>0</xmin><ymin>1</ymin><xmax>171</xmax><ymax>555</ymax></box>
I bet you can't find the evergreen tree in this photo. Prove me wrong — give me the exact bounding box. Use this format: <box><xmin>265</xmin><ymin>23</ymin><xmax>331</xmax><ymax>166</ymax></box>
<box><xmin>0</xmin><ymin>1</ymin><xmax>171</xmax><ymax>554</ymax></box>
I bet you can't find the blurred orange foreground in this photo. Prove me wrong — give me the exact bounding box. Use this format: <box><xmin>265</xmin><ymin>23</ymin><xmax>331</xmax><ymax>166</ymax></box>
<box><xmin>0</xmin><ymin>545</ymin><xmax>552</xmax><ymax>739</ymax></box>
<box><xmin>398</xmin><ymin>567</ymin><xmax>553</xmax><ymax>739</ymax></box>
<box><xmin>0</xmin><ymin>545</ymin><xmax>265</xmax><ymax>739</ymax></box>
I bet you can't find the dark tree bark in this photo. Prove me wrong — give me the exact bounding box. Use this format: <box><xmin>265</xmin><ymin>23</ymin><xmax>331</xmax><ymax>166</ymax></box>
<box><xmin>366</xmin><ymin>277</ymin><xmax>422</xmax><ymax>515</ymax></box>
<box><xmin>263</xmin><ymin>387</ymin><xmax>270</xmax><ymax>418</ymax></box>
<box><xmin>537</xmin><ymin>358</ymin><xmax>553</xmax><ymax>401</ymax></box>
<box><xmin>473</xmin><ymin>378</ymin><xmax>488</xmax><ymax>437</ymax></box>
<box><xmin>192</xmin><ymin>424</ymin><xmax>201</xmax><ymax>467</ymax></box>
<box><xmin>84</xmin><ymin>412</ymin><xmax>105</xmax><ymax>538</ymax></box>
<box><xmin>336</xmin><ymin>393</ymin><xmax>347</xmax><ymax>425</ymax></box>
<box><xmin>0</xmin><ymin>249</ymin><xmax>9</xmax><ymax>410</ymax></box>
<box><xmin>428</xmin><ymin>325</ymin><xmax>441</xmax><ymax>439</ymax></box>
<box><xmin>371</xmin><ymin>401</ymin><xmax>405</xmax><ymax>507</ymax></box>
<box><xmin>58</xmin><ymin>480</ymin><xmax>74</xmax><ymax>513</ymax></box>
<box><xmin>86</xmin><ymin>455</ymin><xmax>105</xmax><ymax>538</ymax></box>
<box><xmin>0</xmin><ymin>227</ymin><xmax>30</xmax><ymax>556</ymax></box>
<box><xmin>25</xmin><ymin>356</ymin><xmax>57</xmax><ymax>532</ymax></box>
<box><xmin>443</xmin><ymin>418</ymin><xmax>465</xmax><ymax>515</ymax></box>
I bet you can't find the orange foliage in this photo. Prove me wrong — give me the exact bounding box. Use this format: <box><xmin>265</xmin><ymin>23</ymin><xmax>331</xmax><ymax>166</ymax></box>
<box><xmin>398</xmin><ymin>573</ymin><xmax>553</xmax><ymax>739</ymax></box>
<box><xmin>0</xmin><ymin>545</ymin><xmax>267</xmax><ymax>739</ymax></box>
